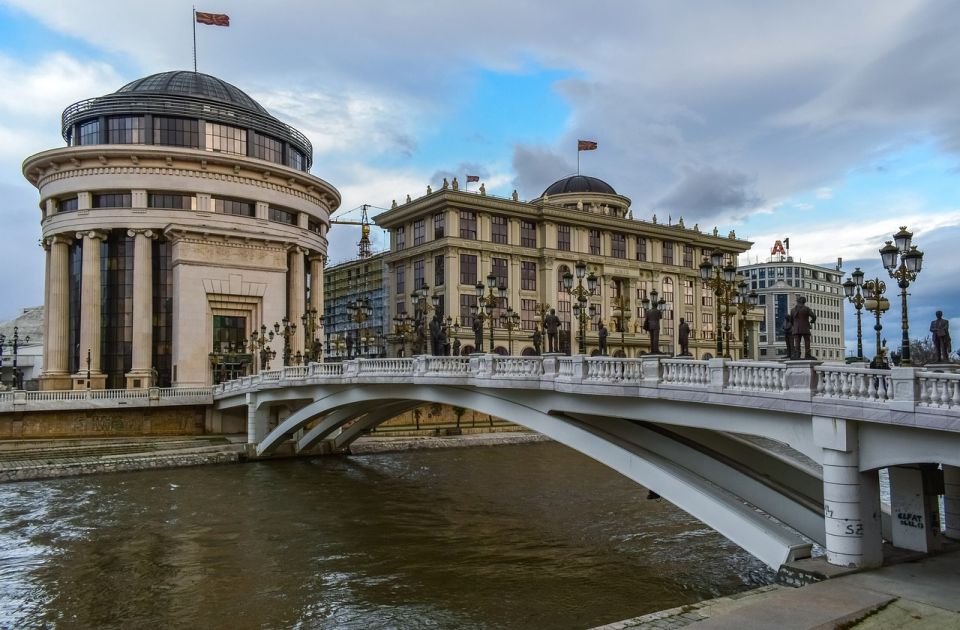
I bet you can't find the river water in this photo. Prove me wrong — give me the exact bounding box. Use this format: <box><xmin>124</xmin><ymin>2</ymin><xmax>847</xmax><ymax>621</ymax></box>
<box><xmin>0</xmin><ymin>442</ymin><xmax>771</xmax><ymax>629</ymax></box>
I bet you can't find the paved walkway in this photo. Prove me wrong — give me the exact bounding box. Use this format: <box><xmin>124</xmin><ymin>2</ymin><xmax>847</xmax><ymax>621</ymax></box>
<box><xmin>594</xmin><ymin>548</ymin><xmax>960</xmax><ymax>629</ymax></box>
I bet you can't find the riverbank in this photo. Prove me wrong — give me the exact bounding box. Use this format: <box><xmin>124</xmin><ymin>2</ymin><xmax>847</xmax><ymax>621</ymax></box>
<box><xmin>0</xmin><ymin>431</ymin><xmax>549</xmax><ymax>482</ymax></box>
<box><xmin>593</xmin><ymin>547</ymin><xmax>960</xmax><ymax>629</ymax></box>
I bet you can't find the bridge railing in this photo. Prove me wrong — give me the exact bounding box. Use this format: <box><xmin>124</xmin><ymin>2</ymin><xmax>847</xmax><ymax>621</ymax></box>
<box><xmin>815</xmin><ymin>365</ymin><xmax>893</xmax><ymax>402</ymax></box>
<box><xmin>0</xmin><ymin>386</ymin><xmax>213</xmax><ymax>412</ymax></box>
<box><xmin>728</xmin><ymin>361</ymin><xmax>787</xmax><ymax>394</ymax></box>
<box><xmin>918</xmin><ymin>370</ymin><xmax>960</xmax><ymax>409</ymax></box>
<box><xmin>423</xmin><ymin>356</ymin><xmax>471</xmax><ymax>375</ymax></box>
<box><xmin>662</xmin><ymin>359</ymin><xmax>710</xmax><ymax>388</ymax></box>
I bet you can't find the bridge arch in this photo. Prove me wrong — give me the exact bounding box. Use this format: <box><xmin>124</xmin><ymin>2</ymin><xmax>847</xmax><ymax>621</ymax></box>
<box><xmin>255</xmin><ymin>384</ymin><xmax>814</xmax><ymax>569</ymax></box>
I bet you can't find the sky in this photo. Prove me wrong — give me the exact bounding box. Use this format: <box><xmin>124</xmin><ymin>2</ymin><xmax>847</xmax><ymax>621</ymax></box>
<box><xmin>2</xmin><ymin>0</ymin><xmax>960</xmax><ymax>357</ymax></box>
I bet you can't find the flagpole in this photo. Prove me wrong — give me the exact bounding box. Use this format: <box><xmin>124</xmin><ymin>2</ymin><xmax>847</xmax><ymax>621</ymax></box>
<box><xmin>577</xmin><ymin>146</ymin><xmax>580</xmax><ymax>175</ymax></box>
<box><xmin>192</xmin><ymin>6</ymin><xmax>197</xmax><ymax>72</ymax></box>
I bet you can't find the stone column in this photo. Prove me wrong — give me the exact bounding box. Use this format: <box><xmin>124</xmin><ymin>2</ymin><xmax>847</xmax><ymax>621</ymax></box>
<box><xmin>41</xmin><ymin>235</ymin><xmax>75</xmax><ymax>390</ymax></box>
<box><xmin>287</xmin><ymin>247</ymin><xmax>306</xmax><ymax>362</ymax></box>
<box><xmin>945</xmin><ymin>465</ymin><xmax>960</xmax><ymax>540</ymax></box>
<box><xmin>813</xmin><ymin>416</ymin><xmax>883</xmax><ymax>568</ymax></box>
<box><xmin>74</xmin><ymin>230</ymin><xmax>107</xmax><ymax>389</ymax></box>
<box><xmin>126</xmin><ymin>229</ymin><xmax>155</xmax><ymax>388</ymax></box>
<box><xmin>309</xmin><ymin>255</ymin><xmax>324</xmax><ymax>362</ymax></box>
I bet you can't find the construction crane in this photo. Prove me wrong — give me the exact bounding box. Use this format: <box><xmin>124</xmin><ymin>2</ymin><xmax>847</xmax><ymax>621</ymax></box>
<box><xmin>329</xmin><ymin>204</ymin><xmax>374</xmax><ymax>259</ymax></box>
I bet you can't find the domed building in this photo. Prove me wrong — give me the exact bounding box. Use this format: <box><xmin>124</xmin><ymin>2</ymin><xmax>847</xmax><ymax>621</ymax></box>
<box><xmin>374</xmin><ymin>173</ymin><xmax>758</xmax><ymax>358</ymax></box>
<box><xmin>23</xmin><ymin>71</ymin><xmax>339</xmax><ymax>390</ymax></box>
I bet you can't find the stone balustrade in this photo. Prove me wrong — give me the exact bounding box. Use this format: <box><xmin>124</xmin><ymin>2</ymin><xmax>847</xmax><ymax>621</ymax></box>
<box><xmin>0</xmin><ymin>386</ymin><xmax>213</xmax><ymax>412</ymax></box>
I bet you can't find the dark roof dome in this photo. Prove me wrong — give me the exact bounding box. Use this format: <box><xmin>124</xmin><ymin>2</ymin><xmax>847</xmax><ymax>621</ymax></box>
<box><xmin>117</xmin><ymin>71</ymin><xmax>269</xmax><ymax>115</ymax></box>
<box><xmin>542</xmin><ymin>175</ymin><xmax>617</xmax><ymax>197</ymax></box>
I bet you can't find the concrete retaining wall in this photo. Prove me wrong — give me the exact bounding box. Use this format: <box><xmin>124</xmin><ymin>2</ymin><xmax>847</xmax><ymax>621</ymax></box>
<box><xmin>0</xmin><ymin>406</ymin><xmax>207</xmax><ymax>439</ymax></box>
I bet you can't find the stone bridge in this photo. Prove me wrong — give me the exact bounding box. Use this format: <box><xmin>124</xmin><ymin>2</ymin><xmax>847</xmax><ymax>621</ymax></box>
<box><xmin>213</xmin><ymin>355</ymin><xmax>960</xmax><ymax>573</ymax></box>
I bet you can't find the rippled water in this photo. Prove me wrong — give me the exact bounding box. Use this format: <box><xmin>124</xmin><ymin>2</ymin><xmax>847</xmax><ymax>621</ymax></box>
<box><xmin>0</xmin><ymin>442</ymin><xmax>771</xmax><ymax>629</ymax></box>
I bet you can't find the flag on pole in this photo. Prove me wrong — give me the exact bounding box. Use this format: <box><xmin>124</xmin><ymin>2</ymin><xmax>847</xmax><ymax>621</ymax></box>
<box><xmin>577</xmin><ymin>139</ymin><xmax>598</xmax><ymax>151</ymax></box>
<box><xmin>196</xmin><ymin>11</ymin><xmax>230</xmax><ymax>26</ymax></box>
<box><xmin>466</xmin><ymin>175</ymin><xmax>480</xmax><ymax>183</ymax></box>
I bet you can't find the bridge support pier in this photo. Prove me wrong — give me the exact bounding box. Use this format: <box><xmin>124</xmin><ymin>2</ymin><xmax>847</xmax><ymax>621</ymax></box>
<box><xmin>814</xmin><ymin>416</ymin><xmax>883</xmax><ymax>568</ymax></box>
<box><xmin>945</xmin><ymin>465</ymin><xmax>960</xmax><ymax>540</ymax></box>
<box><xmin>888</xmin><ymin>465</ymin><xmax>943</xmax><ymax>552</ymax></box>
<box><xmin>246</xmin><ymin>393</ymin><xmax>270</xmax><ymax>444</ymax></box>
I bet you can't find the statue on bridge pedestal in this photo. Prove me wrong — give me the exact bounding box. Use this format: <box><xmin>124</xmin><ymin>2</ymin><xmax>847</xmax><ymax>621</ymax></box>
<box><xmin>783</xmin><ymin>313</ymin><xmax>794</xmax><ymax>360</ymax></box>
<box><xmin>790</xmin><ymin>296</ymin><xmax>817</xmax><ymax>360</ymax></box>
<box><xmin>430</xmin><ymin>314</ymin><xmax>445</xmax><ymax>356</ymax></box>
<box><xmin>544</xmin><ymin>308</ymin><xmax>561</xmax><ymax>353</ymax></box>
<box><xmin>643</xmin><ymin>306</ymin><xmax>663</xmax><ymax>354</ymax></box>
<box><xmin>678</xmin><ymin>318</ymin><xmax>691</xmax><ymax>356</ymax></box>
<box><xmin>532</xmin><ymin>327</ymin><xmax>542</xmax><ymax>355</ymax></box>
<box><xmin>472</xmin><ymin>317</ymin><xmax>484</xmax><ymax>352</ymax></box>
<box><xmin>930</xmin><ymin>311</ymin><xmax>951</xmax><ymax>363</ymax></box>
<box><xmin>598</xmin><ymin>322</ymin><xmax>608</xmax><ymax>355</ymax></box>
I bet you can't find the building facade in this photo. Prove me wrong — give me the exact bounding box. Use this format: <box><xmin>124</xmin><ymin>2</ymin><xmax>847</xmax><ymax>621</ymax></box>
<box><xmin>323</xmin><ymin>252</ymin><xmax>389</xmax><ymax>360</ymax></box>
<box><xmin>374</xmin><ymin>175</ymin><xmax>758</xmax><ymax>358</ymax></box>
<box><xmin>741</xmin><ymin>251</ymin><xmax>846</xmax><ymax>361</ymax></box>
<box><xmin>22</xmin><ymin>71</ymin><xmax>339</xmax><ymax>389</ymax></box>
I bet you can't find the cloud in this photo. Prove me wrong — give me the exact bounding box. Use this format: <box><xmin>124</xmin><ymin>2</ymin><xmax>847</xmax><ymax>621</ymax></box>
<box><xmin>655</xmin><ymin>164</ymin><xmax>764</xmax><ymax>222</ymax></box>
<box><xmin>511</xmin><ymin>145</ymin><xmax>574</xmax><ymax>198</ymax></box>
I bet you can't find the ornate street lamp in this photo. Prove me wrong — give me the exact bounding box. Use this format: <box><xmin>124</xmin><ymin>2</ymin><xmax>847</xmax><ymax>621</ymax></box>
<box><xmin>880</xmin><ymin>227</ymin><xmax>923</xmax><ymax>366</ymax></box>
<box><xmin>562</xmin><ymin>261</ymin><xmax>598</xmax><ymax>354</ymax></box>
<box><xmin>443</xmin><ymin>315</ymin><xmax>460</xmax><ymax>356</ymax></box>
<box><xmin>640</xmin><ymin>288</ymin><xmax>667</xmax><ymax>353</ymax></box>
<box><xmin>347</xmin><ymin>297</ymin><xmax>372</xmax><ymax>358</ymax></box>
<box><xmin>391</xmin><ymin>313</ymin><xmax>415</xmax><ymax>357</ymax></box>
<box><xmin>611</xmin><ymin>294</ymin><xmax>631</xmax><ymax>356</ymax></box>
<box><xmin>732</xmin><ymin>282</ymin><xmax>759</xmax><ymax>358</ymax></box>
<box><xmin>476</xmin><ymin>272</ymin><xmax>507</xmax><ymax>354</ymax></box>
<box><xmin>300</xmin><ymin>307</ymin><xmax>324</xmax><ymax>363</ymax></box>
<box><xmin>700</xmin><ymin>253</ymin><xmax>740</xmax><ymax>358</ymax></box>
<box><xmin>842</xmin><ymin>268</ymin><xmax>866</xmax><ymax>362</ymax></box>
<box><xmin>248</xmin><ymin>324</ymin><xmax>276</xmax><ymax>372</ymax></box>
<box><xmin>499</xmin><ymin>308</ymin><xmax>522</xmax><ymax>355</ymax></box>
<box><xmin>862</xmin><ymin>277</ymin><xmax>891</xmax><ymax>368</ymax></box>
<box><xmin>274</xmin><ymin>318</ymin><xmax>297</xmax><ymax>365</ymax></box>
<box><xmin>0</xmin><ymin>326</ymin><xmax>30</xmax><ymax>389</ymax></box>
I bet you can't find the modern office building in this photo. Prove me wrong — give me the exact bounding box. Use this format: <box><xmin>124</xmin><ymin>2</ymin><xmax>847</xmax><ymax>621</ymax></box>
<box><xmin>374</xmin><ymin>175</ymin><xmax>759</xmax><ymax>358</ymax></box>
<box><xmin>741</xmin><ymin>246</ymin><xmax>846</xmax><ymax>361</ymax></box>
<box><xmin>323</xmin><ymin>252</ymin><xmax>389</xmax><ymax>360</ymax></box>
<box><xmin>22</xmin><ymin>71</ymin><xmax>339</xmax><ymax>389</ymax></box>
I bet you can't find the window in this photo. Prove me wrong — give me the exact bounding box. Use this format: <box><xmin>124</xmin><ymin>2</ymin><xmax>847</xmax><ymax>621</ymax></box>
<box><xmin>611</xmin><ymin>233</ymin><xmax>626</xmax><ymax>259</ymax></box>
<box><xmin>460</xmin><ymin>210</ymin><xmax>477</xmax><ymax>239</ymax></box>
<box><xmin>557</xmin><ymin>265</ymin><xmax>571</xmax><ymax>294</ymax></box>
<box><xmin>434</xmin><ymin>212</ymin><xmax>445</xmax><ymax>239</ymax></box>
<box><xmin>557</xmin><ymin>225</ymin><xmax>571</xmax><ymax>251</ymax></box>
<box><xmin>701</xmin><ymin>286</ymin><xmax>714</xmax><ymax>307</ymax></box>
<box><xmin>637</xmin><ymin>237</ymin><xmax>647</xmax><ymax>262</ymax></box>
<box><xmin>287</xmin><ymin>147</ymin><xmax>305</xmax><ymax>171</ymax></box>
<box><xmin>396</xmin><ymin>265</ymin><xmax>405</xmax><ymax>295</ymax></box>
<box><xmin>521</xmin><ymin>261</ymin><xmax>536</xmax><ymax>290</ymax></box>
<box><xmin>396</xmin><ymin>226</ymin><xmax>406</xmax><ymax>250</ymax></box>
<box><xmin>153</xmin><ymin>117</ymin><xmax>200</xmax><ymax>148</ymax></box>
<box><xmin>107</xmin><ymin>116</ymin><xmax>145</xmax><ymax>144</ymax></box>
<box><xmin>308</xmin><ymin>219</ymin><xmax>323</xmax><ymax>235</ymax></box>
<box><xmin>492</xmin><ymin>257</ymin><xmax>508</xmax><ymax>288</ymax></box>
<box><xmin>413</xmin><ymin>218</ymin><xmax>425</xmax><ymax>245</ymax></box>
<box><xmin>684</xmin><ymin>280</ymin><xmax>694</xmax><ymax>305</ymax></box>
<box><xmin>253</xmin><ymin>133</ymin><xmax>283</xmax><ymax>164</ymax></box>
<box><xmin>589</xmin><ymin>229</ymin><xmax>601</xmax><ymax>255</ymax></box>
<box><xmin>683</xmin><ymin>245</ymin><xmax>694</xmax><ymax>268</ymax></box>
<box><xmin>269</xmin><ymin>206</ymin><xmax>296</xmax><ymax>225</ymax></box>
<box><xmin>460</xmin><ymin>293</ymin><xmax>477</xmax><ymax>327</ymax></box>
<box><xmin>414</xmin><ymin>259</ymin><xmax>425</xmax><ymax>289</ymax></box>
<box><xmin>78</xmin><ymin>120</ymin><xmax>100</xmax><ymax>145</ymax></box>
<box><xmin>148</xmin><ymin>193</ymin><xmax>195</xmax><ymax>210</ymax></box>
<box><xmin>435</xmin><ymin>255</ymin><xmax>445</xmax><ymax>286</ymax></box>
<box><xmin>101</xmin><ymin>231</ymin><xmax>135</xmax><ymax>389</ymax></box>
<box><xmin>520</xmin><ymin>220</ymin><xmax>536</xmax><ymax>247</ymax></box>
<box><xmin>93</xmin><ymin>192</ymin><xmax>131</xmax><ymax>208</ymax></box>
<box><xmin>492</xmin><ymin>215</ymin><xmax>508</xmax><ymax>244</ymax></box>
<box><xmin>661</xmin><ymin>278</ymin><xmax>674</xmax><ymax>324</ymax></box>
<box><xmin>702</xmin><ymin>313</ymin><xmax>714</xmax><ymax>339</ymax></box>
<box><xmin>521</xmin><ymin>299</ymin><xmax>536</xmax><ymax>330</ymax></box>
<box><xmin>212</xmin><ymin>197</ymin><xmax>254</xmax><ymax>217</ymax></box>
<box><xmin>460</xmin><ymin>254</ymin><xmax>477</xmax><ymax>285</ymax></box>
<box><xmin>205</xmin><ymin>123</ymin><xmax>246</xmax><ymax>155</ymax></box>
<box><xmin>59</xmin><ymin>197</ymin><xmax>79</xmax><ymax>213</ymax></box>
<box><xmin>662</xmin><ymin>241</ymin><xmax>675</xmax><ymax>265</ymax></box>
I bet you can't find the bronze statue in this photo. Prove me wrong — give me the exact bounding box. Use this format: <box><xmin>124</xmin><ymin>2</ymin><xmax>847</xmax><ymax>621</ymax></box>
<box><xmin>930</xmin><ymin>311</ymin><xmax>951</xmax><ymax>362</ymax></box>
<box><xmin>472</xmin><ymin>317</ymin><xmax>483</xmax><ymax>352</ymax></box>
<box><xmin>789</xmin><ymin>296</ymin><xmax>817</xmax><ymax>359</ymax></box>
<box><xmin>783</xmin><ymin>313</ymin><xmax>794</xmax><ymax>360</ymax></box>
<box><xmin>429</xmin><ymin>314</ymin><xmax>444</xmax><ymax>356</ymax></box>
<box><xmin>543</xmin><ymin>308</ymin><xmax>561</xmax><ymax>353</ymax></box>
<box><xmin>678</xmin><ymin>317</ymin><xmax>691</xmax><ymax>356</ymax></box>
<box><xmin>452</xmin><ymin>337</ymin><xmax>461</xmax><ymax>357</ymax></box>
<box><xmin>643</xmin><ymin>306</ymin><xmax>663</xmax><ymax>354</ymax></box>
<box><xmin>532</xmin><ymin>328</ymin><xmax>542</xmax><ymax>355</ymax></box>
<box><xmin>598</xmin><ymin>322</ymin><xmax>608</xmax><ymax>355</ymax></box>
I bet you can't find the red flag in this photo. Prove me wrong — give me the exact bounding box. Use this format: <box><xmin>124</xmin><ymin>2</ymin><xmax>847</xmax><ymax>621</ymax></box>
<box><xmin>466</xmin><ymin>175</ymin><xmax>480</xmax><ymax>183</ymax></box>
<box><xmin>577</xmin><ymin>139</ymin><xmax>598</xmax><ymax>151</ymax></box>
<box><xmin>196</xmin><ymin>11</ymin><xmax>230</xmax><ymax>26</ymax></box>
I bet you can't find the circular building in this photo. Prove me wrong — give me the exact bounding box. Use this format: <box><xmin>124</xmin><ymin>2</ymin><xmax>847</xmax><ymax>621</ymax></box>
<box><xmin>23</xmin><ymin>71</ymin><xmax>339</xmax><ymax>390</ymax></box>
<box><xmin>536</xmin><ymin>174</ymin><xmax>631</xmax><ymax>218</ymax></box>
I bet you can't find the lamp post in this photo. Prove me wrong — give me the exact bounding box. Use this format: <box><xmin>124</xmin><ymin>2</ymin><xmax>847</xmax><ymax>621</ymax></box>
<box><xmin>880</xmin><ymin>227</ymin><xmax>923</xmax><ymax>366</ymax></box>
<box><xmin>391</xmin><ymin>314</ymin><xmax>415</xmax><ymax>357</ymax></box>
<box><xmin>408</xmin><ymin>284</ymin><xmax>435</xmax><ymax>355</ymax></box>
<box><xmin>85</xmin><ymin>347</ymin><xmax>91</xmax><ymax>389</ymax></box>
<box><xmin>0</xmin><ymin>327</ymin><xmax>30</xmax><ymax>389</ymax></box>
<box><xmin>248</xmin><ymin>324</ymin><xmax>276</xmax><ymax>372</ymax></box>
<box><xmin>732</xmin><ymin>282</ymin><xmax>759</xmax><ymax>359</ymax></box>
<box><xmin>273</xmin><ymin>318</ymin><xmax>297</xmax><ymax>365</ymax></box>
<box><xmin>476</xmin><ymin>272</ymin><xmax>507</xmax><ymax>354</ymax></box>
<box><xmin>611</xmin><ymin>294</ymin><xmax>631</xmax><ymax>356</ymax></box>
<box><xmin>443</xmin><ymin>315</ymin><xmax>460</xmax><ymax>356</ymax></box>
<box><xmin>300</xmin><ymin>307</ymin><xmax>324</xmax><ymax>363</ymax></box>
<box><xmin>700</xmin><ymin>252</ymin><xmax>739</xmax><ymax>358</ymax></box>
<box><xmin>562</xmin><ymin>260</ymin><xmax>598</xmax><ymax>355</ymax></box>
<box><xmin>499</xmin><ymin>308</ymin><xmax>522</xmax><ymax>355</ymax></box>
<box><xmin>862</xmin><ymin>277</ymin><xmax>891</xmax><ymax>369</ymax></box>
<box><xmin>346</xmin><ymin>297</ymin><xmax>371</xmax><ymax>358</ymax></box>
<box><xmin>842</xmin><ymin>268</ymin><xmax>866</xmax><ymax>362</ymax></box>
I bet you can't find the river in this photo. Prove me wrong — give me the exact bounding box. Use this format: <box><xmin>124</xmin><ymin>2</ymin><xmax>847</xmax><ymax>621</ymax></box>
<box><xmin>0</xmin><ymin>442</ymin><xmax>772</xmax><ymax>629</ymax></box>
